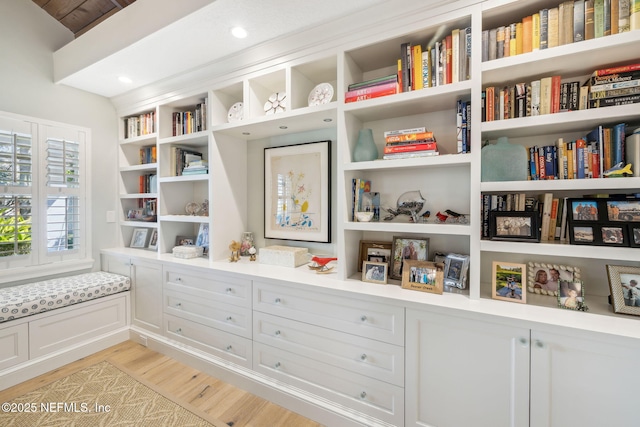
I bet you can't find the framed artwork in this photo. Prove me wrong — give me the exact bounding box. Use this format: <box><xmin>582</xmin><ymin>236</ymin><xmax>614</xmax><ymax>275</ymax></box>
<box><xmin>492</xmin><ymin>261</ymin><xmax>526</xmax><ymax>303</ymax></box>
<box><xmin>196</xmin><ymin>223</ymin><xmax>209</xmax><ymax>255</ymax></box>
<box><xmin>527</xmin><ymin>262</ymin><xmax>581</xmax><ymax>297</ymax></box>
<box><xmin>390</xmin><ymin>236</ymin><xmax>429</xmax><ymax>280</ymax></box>
<box><xmin>147</xmin><ymin>229</ymin><xmax>158</xmax><ymax>250</ymax></box>
<box><xmin>358</xmin><ymin>240</ymin><xmax>392</xmax><ymax>272</ymax></box>
<box><xmin>264</xmin><ymin>140</ymin><xmax>331</xmax><ymax>243</ymax></box>
<box><xmin>489</xmin><ymin>210</ymin><xmax>540</xmax><ymax>242</ymax></box>
<box><xmin>606</xmin><ymin>200</ymin><xmax>640</xmax><ymax>222</ymax></box>
<box><xmin>607</xmin><ymin>265</ymin><xmax>640</xmax><ymax>316</ymax></box>
<box><xmin>130</xmin><ymin>228</ymin><xmax>149</xmax><ymax>248</ymax></box>
<box><xmin>631</xmin><ymin>226</ymin><xmax>640</xmax><ymax>248</ymax></box>
<box><xmin>362</xmin><ymin>261</ymin><xmax>388</xmax><ymax>284</ymax></box>
<box><xmin>401</xmin><ymin>260</ymin><xmax>444</xmax><ymax>294</ymax></box>
<box><xmin>558</xmin><ymin>280</ymin><xmax>587</xmax><ymax>311</ymax></box>
<box><xmin>175</xmin><ymin>235</ymin><xmax>196</xmax><ymax>246</ymax></box>
<box><xmin>568</xmin><ymin>199</ymin><xmax>602</xmax><ymax>222</ymax></box>
<box><xmin>443</xmin><ymin>253</ymin><xmax>470</xmax><ymax>289</ymax></box>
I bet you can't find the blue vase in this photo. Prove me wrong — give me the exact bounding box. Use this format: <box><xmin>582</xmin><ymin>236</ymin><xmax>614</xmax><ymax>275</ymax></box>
<box><xmin>353</xmin><ymin>128</ymin><xmax>378</xmax><ymax>162</ymax></box>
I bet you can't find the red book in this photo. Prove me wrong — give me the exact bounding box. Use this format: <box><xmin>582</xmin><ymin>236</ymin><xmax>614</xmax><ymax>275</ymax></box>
<box><xmin>385</xmin><ymin>132</ymin><xmax>434</xmax><ymax>143</ymax></box>
<box><xmin>383</xmin><ymin>142</ymin><xmax>438</xmax><ymax>154</ymax></box>
<box><xmin>345</xmin><ymin>88</ymin><xmax>398</xmax><ymax>103</ymax></box>
<box><xmin>345</xmin><ymin>81</ymin><xmax>398</xmax><ymax>98</ymax></box>
<box><xmin>551</xmin><ymin>75</ymin><xmax>562</xmax><ymax>113</ymax></box>
<box><xmin>594</xmin><ymin>63</ymin><xmax>640</xmax><ymax>76</ymax></box>
<box><xmin>485</xmin><ymin>87</ymin><xmax>495</xmax><ymax>121</ymax></box>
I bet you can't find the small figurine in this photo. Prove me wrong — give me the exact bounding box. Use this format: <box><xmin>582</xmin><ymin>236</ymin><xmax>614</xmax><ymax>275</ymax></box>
<box><xmin>308</xmin><ymin>256</ymin><xmax>337</xmax><ymax>273</ymax></box>
<box><xmin>603</xmin><ymin>162</ymin><xmax>633</xmax><ymax>177</ymax></box>
<box><xmin>228</xmin><ymin>240</ymin><xmax>241</xmax><ymax>262</ymax></box>
<box><xmin>248</xmin><ymin>246</ymin><xmax>257</xmax><ymax>261</ymax></box>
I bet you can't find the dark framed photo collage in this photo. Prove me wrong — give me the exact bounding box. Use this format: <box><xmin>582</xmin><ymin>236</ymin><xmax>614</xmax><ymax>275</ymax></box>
<box><xmin>567</xmin><ymin>198</ymin><xmax>640</xmax><ymax>248</ymax></box>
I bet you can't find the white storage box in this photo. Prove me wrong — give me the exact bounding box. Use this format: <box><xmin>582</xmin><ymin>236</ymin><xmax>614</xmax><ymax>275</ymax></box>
<box><xmin>172</xmin><ymin>245</ymin><xmax>204</xmax><ymax>259</ymax></box>
<box><xmin>259</xmin><ymin>245</ymin><xmax>308</xmax><ymax>268</ymax></box>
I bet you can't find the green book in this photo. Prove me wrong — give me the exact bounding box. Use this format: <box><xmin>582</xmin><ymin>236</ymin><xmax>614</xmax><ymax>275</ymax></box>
<box><xmin>595</xmin><ymin>0</ymin><xmax>605</xmax><ymax>37</ymax></box>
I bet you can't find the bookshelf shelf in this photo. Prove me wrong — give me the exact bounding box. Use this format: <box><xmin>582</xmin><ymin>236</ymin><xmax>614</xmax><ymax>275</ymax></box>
<box><xmin>344</xmin><ymin>221</ymin><xmax>471</xmax><ymax>236</ymax></box>
<box><xmin>343</xmin><ymin>153</ymin><xmax>471</xmax><ymax>171</ymax></box>
<box><xmin>481</xmin><ymin>239</ymin><xmax>638</xmax><ymax>262</ymax></box>
<box><xmin>119</xmin><ymin>163</ymin><xmax>157</xmax><ymax>173</ymax></box>
<box><xmin>481</xmin><ymin>177</ymin><xmax>640</xmax><ymax>192</ymax></box>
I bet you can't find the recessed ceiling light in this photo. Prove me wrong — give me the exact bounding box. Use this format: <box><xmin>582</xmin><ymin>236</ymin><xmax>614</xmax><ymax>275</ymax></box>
<box><xmin>118</xmin><ymin>76</ymin><xmax>132</xmax><ymax>84</ymax></box>
<box><xmin>231</xmin><ymin>27</ymin><xmax>247</xmax><ymax>39</ymax></box>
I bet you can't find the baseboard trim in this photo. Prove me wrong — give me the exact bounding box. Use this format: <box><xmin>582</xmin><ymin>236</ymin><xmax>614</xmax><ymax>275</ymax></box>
<box><xmin>129</xmin><ymin>327</ymin><xmax>395</xmax><ymax>427</ymax></box>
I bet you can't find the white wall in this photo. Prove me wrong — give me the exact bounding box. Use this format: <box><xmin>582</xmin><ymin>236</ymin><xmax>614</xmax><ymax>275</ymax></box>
<box><xmin>0</xmin><ymin>0</ymin><xmax>119</xmax><ymax>272</ymax></box>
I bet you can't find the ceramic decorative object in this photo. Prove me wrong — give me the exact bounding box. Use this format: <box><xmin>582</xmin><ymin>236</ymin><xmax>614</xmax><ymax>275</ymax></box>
<box><xmin>481</xmin><ymin>136</ymin><xmax>528</xmax><ymax>182</ymax></box>
<box><xmin>227</xmin><ymin>102</ymin><xmax>243</xmax><ymax>123</ymax></box>
<box><xmin>185</xmin><ymin>202</ymin><xmax>201</xmax><ymax>216</ymax></box>
<box><xmin>240</xmin><ymin>231</ymin><xmax>254</xmax><ymax>256</ymax></box>
<box><xmin>264</xmin><ymin>92</ymin><xmax>286</xmax><ymax>115</ymax></box>
<box><xmin>353</xmin><ymin>128</ymin><xmax>378</xmax><ymax>162</ymax></box>
<box><xmin>308</xmin><ymin>83</ymin><xmax>334</xmax><ymax>106</ymax></box>
<box><xmin>384</xmin><ymin>190</ymin><xmax>427</xmax><ymax>223</ymax></box>
<box><xmin>355</xmin><ymin>211</ymin><xmax>374</xmax><ymax>222</ymax></box>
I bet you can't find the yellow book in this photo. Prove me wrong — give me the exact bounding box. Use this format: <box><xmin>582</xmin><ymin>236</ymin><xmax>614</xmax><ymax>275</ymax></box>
<box><xmin>516</xmin><ymin>22</ymin><xmax>524</xmax><ymax>54</ymax></box>
<box><xmin>532</xmin><ymin>13</ymin><xmax>541</xmax><ymax>50</ymax></box>
<box><xmin>632</xmin><ymin>0</ymin><xmax>640</xmax><ymax>30</ymax></box>
<box><xmin>412</xmin><ymin>44</ymin><xmax>423</xmax><ymax>90</ymax></box>
<box><xmin>509</xmin><ymin>23</ymin><xmax>517</xmax><ymax>56</ymax></box>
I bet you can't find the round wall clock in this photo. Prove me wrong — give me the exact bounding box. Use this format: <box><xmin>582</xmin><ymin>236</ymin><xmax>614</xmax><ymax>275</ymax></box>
<box><xmin>264</xmin><ymin>92</ymin><xmax>286</xmax><ymax>115</ymax></box>
<box><xmin>308</xmin><ymin>83</ymin><xmax>334</xmax><ymax>106</ymax></box>
<box><xmin>227</xmin><ymin>102</ymin><xmax>243</xmax><ymax>123</ymax></box>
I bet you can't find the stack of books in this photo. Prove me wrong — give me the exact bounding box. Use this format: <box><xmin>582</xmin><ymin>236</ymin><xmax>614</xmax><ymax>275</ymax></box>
<box><xmin>182</xmin><ymin>159</ymin><xmax>208</xmax><ymax>176</ymax></box>
<box><xmin>345</xmin><ymin>74</ymin><xmax>398</xmax><ymax>103</ymax></box>
<box><xmin>587</xmin><ymin>62</ymin><xmax>640</xmax><ymax>108</ymax></box>
<box><xmin>382</xmin><ymin>127</ymin><xmax>438</xmax><ymax>160</ymax></box>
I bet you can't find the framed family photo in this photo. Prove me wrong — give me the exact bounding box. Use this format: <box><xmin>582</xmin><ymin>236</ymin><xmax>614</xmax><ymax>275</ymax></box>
<box><xmin>390</xmin><ymin>236</ymin><xmax>429</xmax><ymax>280</ymax></box>
<box><xmin>527</xmin><ymin>262</ymin><xmax>580</xmax><ymax>297</ymax></box>
<box><xmin>130</xmin><ymin>228</ymin><xmax>149</xmax><ymax>248</ymax></box>
<box><xmin>147</xmin><ymin>229</ymin><xmax>158</xmax><ymax>250</ymax></box>
<box><xmin>358</xmin><ymin>240</ymin><xmax>392</xmax><ymax>272</ymax></box>
<box><xmin>401</xmin><ymin>260</ymin><xmax>444</xmax><ymax>294</ymax></box>
<box><xmin>607</xmin><ymin>265</ymin><xmax>640</xmax><ymax>316</ymax></box>
<box><xmin>443</xmin><ymin>253</ymin><xmax>470</xmax><ymax>289</ymax></box>
<box><xmin>264</xmin><ymin>140</ymin><xmax>331</xmax><ymax>243</ymax></box>
<box><xmin>492</xmin><ymin>261</ymin><xmax>526</xmax><ymax>303</ymax></box>
<box><xmin>362</xmin><ymin>261</ymin><xmax>388</xmax><ymax>284</ymax></box>
<box><xmin>489</xmin><ymin>211</ymin><xmax>540</xmax><ymax>242</ymax></box>
<box><xmin>558</xmin><ymin>280</ymin><xmax>587</xmax><ymax>311</ymax></box>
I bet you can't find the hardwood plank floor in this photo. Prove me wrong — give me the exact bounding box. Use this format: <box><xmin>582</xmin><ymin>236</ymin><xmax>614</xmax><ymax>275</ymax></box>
<box><xmin>0</xmin><ymin>340</ymin><xmax>324</xmax><ymax>427</ymax></box>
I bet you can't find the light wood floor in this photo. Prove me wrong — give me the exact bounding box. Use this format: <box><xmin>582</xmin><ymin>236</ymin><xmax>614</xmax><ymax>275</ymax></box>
<box><xmin>0</xmin><ymin>340</ymin><xmax>323</xmax><ymax>427</ymax></box>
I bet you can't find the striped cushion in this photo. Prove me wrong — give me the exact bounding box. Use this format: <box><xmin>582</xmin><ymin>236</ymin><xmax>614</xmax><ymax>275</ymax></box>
<box><xmin>0</xmin><ymin>272</ymin><xmax>130</xmax><ymax>323</ymax></box>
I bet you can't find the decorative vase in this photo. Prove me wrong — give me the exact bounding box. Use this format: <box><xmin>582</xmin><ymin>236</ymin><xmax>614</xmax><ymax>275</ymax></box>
<box><xmin>240</xmin><ymin>232</ymin><xmax>254</xmax><ymax>256</ymax></box>
<box><xmin>480</xmin><ymin>136</ymin><xmax>528</xmax><ymax>182</ymax></box>
<box><xmin>353</xmin><ymin>128</ymin><xmax>378</xmax><ymax>162</ymax></box>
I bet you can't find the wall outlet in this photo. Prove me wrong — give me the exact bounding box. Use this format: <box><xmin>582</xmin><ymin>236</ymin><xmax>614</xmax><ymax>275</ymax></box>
<box><xmin>106</xmin><ymin>210</ymin><xmax>116</xmax><ymax>223</ymax></box>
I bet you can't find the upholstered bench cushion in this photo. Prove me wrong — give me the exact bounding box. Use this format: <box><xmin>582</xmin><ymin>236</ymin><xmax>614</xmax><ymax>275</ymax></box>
<box><xmin>0</xmin><ymin>272</ymin><xmax>130</xmax><ymax>323</ymax></box>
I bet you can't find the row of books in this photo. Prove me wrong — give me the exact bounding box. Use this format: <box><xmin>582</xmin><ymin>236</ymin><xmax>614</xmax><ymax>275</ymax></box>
<box><xmin>482</xmin><ymin>0</ymin><xmax>638</xmax><ymax>62</ymax></box>
<box><xmin>587</xmin><ymin>62</ymin><xmax>640</xmax><ymax>108</ymax></box>
<box><xmin>528</xmin><ymin>123</ymin><xmax>627</xmax><ymax>180</ymax></box>
<box><xmin>139</xmin><ymin>145</ymin><xmax>157</xmax><ymax>165</ymax></box>
<box><xmin>382</xmin><ymin>127</ymin><xmax>439</xmax><ymax>160</ymax></box>
<box><xmin>138</xmin><ymin>174</ymin><xmax>157</xmax><ymax>194</ymax></box>
<box><xmin>170</xmin><ymin>146</ymin><xmax>204</xmax><ymax>177</ymax></box>
<box><xmin>172</xmin><ymin>100</ymin><xmax>207</xmax><ymax>136</ymax></box>
<box><xmin>124</xmin><ymin>111</ymin><xmax>155</xmax><ymax>139</ymax></box>
<box><xmin>345</xmin><ymin>74</ymin><xmax>398</xmax><ymax>103</ymax></box>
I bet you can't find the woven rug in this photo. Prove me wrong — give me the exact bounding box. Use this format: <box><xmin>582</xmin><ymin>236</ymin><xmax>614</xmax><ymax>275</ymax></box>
<box><xmin>0</xmin><ymin>361</ymin><xmax>229</xmax><ymax>427</ymax></box>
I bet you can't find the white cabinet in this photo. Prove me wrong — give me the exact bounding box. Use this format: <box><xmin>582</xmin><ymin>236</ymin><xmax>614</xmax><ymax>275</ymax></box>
<box><xmin>101</xmin><ymin>253</ymin><xmax>163</xmax><ymax>333</ymax></box>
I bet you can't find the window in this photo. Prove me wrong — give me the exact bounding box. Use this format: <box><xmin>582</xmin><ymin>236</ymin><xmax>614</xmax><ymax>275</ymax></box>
<box><xmin>0</xmin><ymin>112</ymin><xmax>91</xmax><ymax>277</ymax></box>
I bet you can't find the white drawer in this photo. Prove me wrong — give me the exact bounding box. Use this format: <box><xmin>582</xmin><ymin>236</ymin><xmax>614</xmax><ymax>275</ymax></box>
<box><xmin>254</xmin><ymin>342</ymin><xmax>404</xmax><ymax>426</ymax></box>
<box><xmin>164</xmin><ymin>286</ymin><xmax>251</xmax><ymax>338</ymax></box>
<box><xmin>0</xmin><ymin>322</ymin><xmax>28</xmax><ymax>371</ymax></box>
<box><xmin>164</xmin><ymin>314</ymin><xmax>251</xmax><ymax>368</ymax></box>
<box><xmin>165</xmin><ymin>268</ymin><xmax>251</xmax><ymax>308</ymax></box>
<box><xmin>254</xmin><ymin>311</ymin><xmax>403</xmax><ymax>387</ymax></box>
<box><xmin>253</xmin><ymin>281</ymin><xmax>404</xmax><ymax>345</ymax></box>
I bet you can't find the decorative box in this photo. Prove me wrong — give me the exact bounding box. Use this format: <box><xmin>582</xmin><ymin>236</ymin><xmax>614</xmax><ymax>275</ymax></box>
<box><xmin>172</xmin><ymin>245</ymin><xmax>204</xmax><ymax>259</ymax></box>
<box><xmin>259</xmin><ymin>245</ymin><xmax>308</xmax><ymax>268</ymax></box>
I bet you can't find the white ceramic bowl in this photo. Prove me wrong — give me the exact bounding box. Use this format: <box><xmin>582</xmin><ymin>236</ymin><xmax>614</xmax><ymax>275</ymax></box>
<box><xmin>355</xmin><ymin>211</ymin><xmax>374</xmax><ymax>222</ymax></box>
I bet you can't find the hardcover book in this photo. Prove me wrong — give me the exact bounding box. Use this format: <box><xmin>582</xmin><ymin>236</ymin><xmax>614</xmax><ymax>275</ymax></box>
<box><xmin>574</xmin><ymin>0</ymin><xmax>586</xmax><ymax>41</ymax></box>
<box><xmin>585</xmin><ymin>0</ymin><xmax>596</xmax><ymax>39</ymax></box>
<box><xmin>539</xmin><ymin>9</ymin><xmax>549</xmax><ymax>49</ymax></box>
<box><xmin>548</xmin><ymin>7</ymin><xmax>560</xmax><ymax>47</ymax></box>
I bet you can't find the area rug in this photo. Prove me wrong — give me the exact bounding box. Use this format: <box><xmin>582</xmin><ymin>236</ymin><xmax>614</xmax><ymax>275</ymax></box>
<box><xmin>0</xmin><ymin>361</ymin><xmax>229</xmax><ymax>426</ymax></box>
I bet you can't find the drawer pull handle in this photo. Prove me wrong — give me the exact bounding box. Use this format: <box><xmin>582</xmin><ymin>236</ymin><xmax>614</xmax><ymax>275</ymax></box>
<box><xmin>226</xmin><ymin>287</ymin><xmax>232</xmax><ymax>293</ymax></box>
<box><xmin>176</xmin><ymin>302</ymin><xmax>182</xmax><ymax>308</ymax></box>
<box><xmin>226</xmin><ymin>316</ymin><xmax>232</xmax><ymax>321</ymax></box>
<box><xmin>519</xmin><ymin>337</ymin><xmax>528</xmax><ymax>346</ymax></box>
<box><xmin>275</xmin><ymin>362</ymin><xmax>281</xmax><ymax>369</ymax></box>
<box><xmin>360</xmin><ymin>353</ymin><xmax>367</xmax><ymax>361</ymax></box>
<box><xmin>176</xmin><ymin>328</ymin><xmax>182</xmax><ymax>334</ymax></box>
<box><xmin>275</xmin><ymin>298</ymin><xmax>281</xmax><ymax>304</ymax></box>
<box><xmin>275</xmin><ymin>330</ymin><xmax>281</xmax><ymax>336</ymax></box>
<box><xmin>176</xmin><ymin>277</ymin><xmax>182</xmax><ymax>282</ymax></box>
<box><xmin>360</xmin><ymin>315</ymin><xmax>367</xmax><ymax>322</ymax></box>
<box><xmin>535</xmin><ymin>340</ymin><xmax>545</xmax><ymax>349</ymax></box>
<box><xmin>360</xmin><ymin>391</ymin><xmax>367</xmax><ymax>399</ymax></box>
<box><xmin>226</xmin><ymin>345</ymin><xmax>232</xmax><ymax>351</ymax></box>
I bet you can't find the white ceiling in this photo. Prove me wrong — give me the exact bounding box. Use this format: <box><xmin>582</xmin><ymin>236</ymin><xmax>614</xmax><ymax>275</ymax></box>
<box><xmin>53</xmin><ymin>0</ymin><xmax>389</xmax><ymax>98</ymax></box>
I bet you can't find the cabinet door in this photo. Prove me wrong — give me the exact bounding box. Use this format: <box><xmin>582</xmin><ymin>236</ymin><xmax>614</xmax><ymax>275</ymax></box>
<box><xmin>406</xmin><ymin>309</ymin><xmax>530</xmax><ymax>427</ymax></box>
<box><xmin>130</xmin><ymin>258</ymin><xmax>163</xmax><ymax>332</ymax></box>
<box><xmin>530</xmin><ymin>329</ymin><xmax>640</xmax><ymax>427</ymax></box>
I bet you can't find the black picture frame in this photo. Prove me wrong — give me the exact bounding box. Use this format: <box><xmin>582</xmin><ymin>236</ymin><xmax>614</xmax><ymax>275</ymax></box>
<box><xmin>567</xmin><ymin>198</ymin><xmax>603</xmax><ymax>222</ymax></box>
<box><xmin>569</xmin><ymin>223</ymin><xmax>597</xmax><ymax>245</ymax></box>
<box><xmin>606</xmin><ymin>199</ymin><xmax>640</xmax><ymax>222</ymax></box>
<box><xmin>631</xmin><ymin>226</ymin><xmax>640</xmax><ymax>248</ymax></box>
<box><xmin>489</xmin><ymin>210</ymin><xmax>540</xmax><ymax>242</ymax></box>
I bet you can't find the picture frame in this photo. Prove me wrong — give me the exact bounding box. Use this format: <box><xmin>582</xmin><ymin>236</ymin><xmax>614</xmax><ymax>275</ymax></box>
<box><xmin>568</xmin><ymin>198</ymin><xmax>602</xmax><ymax>222</ymax></box>
<box><xmin>630</xmin><ymin>226</ymin><xmax>640</xmax><ymax>248</ymax></box>
<box><xmin>264</xmin><ymin>140</ymin><xmax>331</xmax><ymax>243</ymax></box>
<box><xmin>606</xmin><ymin>199</ymin><xmax>640</xmax><ymax>222</ymax></box>
<box><xmin>358</xmin><ymin>240</ymin><xmax>392</xmax><ymax>272</ymax></box>
<box><xmin>492</xmin><ymin>261</ymin><xmax>526</xmax><ymax>303</ymax></box>
<box><xmin>362</xmin><ymin>261</ymin><xmax>388</xmax><ymax>285</ymax></box>
<box><xmin>130</xmin><ymin>228</ymin><xmax>149</xmax><ymax>248</ymax></box>
<box><xmin>527</xmin><ymin>262</ymin><xmax>581</xmax><ymax>297</ymax></box>
<box><xmin>557</xmin><ymin>280</ymin><xmax>587</xmax><ymax>311</ymax></box>
<box><xmin>569</xmin><ymin>224</ymin><xmax>596</xmax><ymax>245</ymax></box>
<box><xmin>390</xmin><ymin>236</ymin><xmax>429</xmax><ymax>280</ymax></box>
<box><xmin>401</xmin><ymin>260</ymin><xmax>444</xmax><ymax>294</ymax></box>
<box><xmin>147</xmin><ymin>229</ymin><xmax>158</xmax><ymax>250</ymax></box>
<box><xmin>443</xmin><ymin>253</ymin><xmax>470</xmax><ymax>289</ymax></box>
<box><xmin>175</xmin><ymin>235</ymin><xmax>196</xmax><ymax>246</ymax></box>
<box><xmin>489</xmin><ymin>210</ymin><xmax>540</xmax><ymax>242</ymax></box>
<box><xmin>606</xmin><ymin>265</ymin><xmax>640</xmax><ymax>316</ymax></box>
<box><xmin>601</xmin><ymin>225</ymin><xmax>628</xmax><ymax>246</ymax></box>
<box><xmin>196</xmin><ymin>223</ymin><xmax>209</xmax><ymax>255</ymax></box>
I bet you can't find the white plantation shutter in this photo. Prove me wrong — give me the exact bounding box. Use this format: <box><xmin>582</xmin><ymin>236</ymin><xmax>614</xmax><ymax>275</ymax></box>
<box><xmin>46</xmin><ymin>138</ymin><xmax>80</xmax><ymax>188</ymax></box>
<box><xmin>0</xmin><ymin>195</ymin><xmax>32</xmax><ymax>257</ymax></box>
<box><xmin>0</xmin><ymin>130</ymin><xmax>32</xmax><ymax>187</ymax></box>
